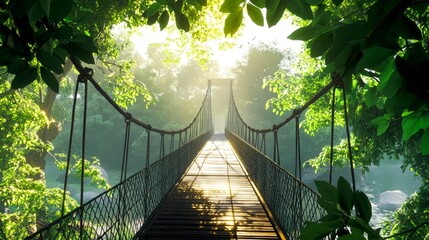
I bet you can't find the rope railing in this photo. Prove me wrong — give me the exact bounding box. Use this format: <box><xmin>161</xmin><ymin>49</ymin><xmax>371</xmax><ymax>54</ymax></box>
<box><xmin>226</xmin><ymin>73</ymin><xmax>354</xmax><ymax>239</ymax></box>
<box><xmin>26</xmin><ymin>58</ymin><xmax>213</xmax><ymax>239</ymax></box>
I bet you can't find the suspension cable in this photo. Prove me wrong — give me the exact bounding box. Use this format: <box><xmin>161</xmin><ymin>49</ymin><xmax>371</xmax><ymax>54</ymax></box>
<box><xmin>159</xmin><ymin>133</ymin><xmax>165</xmax><ymax>159</ymax></box>
<box><xmin>69</xmin><ymin>56</ymin><xmax>210</xmax><ymax>136</ymax></box>
<box><xmin>170</xmin><ymin>134</ymin><xmax>175</xmax><ymax>154</ymax></box>
<box><xmin>329</xmin><ymin>83</ymin><xmax>337</xmax><ymax>185</ymax></box>
<box><xmin>79</xmin><ymin>70</ymin><xmax>89</xmax><ymax>240</ymax></box>
<box><xmin>61</xmin><ymin>75</ymin><xmax>80</xmax><ymax>217</ymax></box>
<box><xmin>341</xmin><ymin>82</ymin><xmax>356</xmax><ymax>192</ymax></box>
<box><xmin>295</xmin><ymin>115</ymin><xmax>301</xmax><ymax>181</ymax></box>
<box><xmin>273</xmin><ymin>129</ymin><xmax>280</xmax><ymax>165</ymax></box>
<box><xmin>120</xmin><ymin>115</ymin><xmax>132</xmax><ymax>183</ymax></box>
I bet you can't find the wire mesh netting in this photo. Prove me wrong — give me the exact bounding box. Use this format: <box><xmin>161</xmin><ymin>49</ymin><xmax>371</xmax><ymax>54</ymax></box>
<box><xmin>25</xmin><ymin>131</ymin><xmax>212</xmax><ymax>240</ymax></box>
<box><xmin>226</xmin><ymin>130</ymin><xmax>325</xmax><ymax>240</ymax></box>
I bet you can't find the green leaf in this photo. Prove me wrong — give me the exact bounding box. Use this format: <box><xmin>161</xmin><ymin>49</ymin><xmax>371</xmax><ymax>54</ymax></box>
<box><xmin>174</xmin><ymin>0</ymin><xmax>184</xmax><ymax>11</ymax></box>
<box><xmin>7</xmin><ymin>59</ymin><xmax>28</xmax><ymax>74</ymax></box>
<box><xmin>53</xmin><ymin>47</ymin><xmax>67</xmax><ymax>64</ymax></box>
<box><xmin>175</xmin><ymin>12</ymin><xmax>190</xmax><ymax>32</ymax></box>
<box><xmin>349</xmin><ymin>218</ymin><xmax>379</xmax><ymax>238</ymax></box>
<box><xmin>28</xmin><ymin>2</ymin><xmax>46</xmax><ymax>22</ymax></box>
<box><xmin>49</xmin><ymin>0</ymin><xmax>73</xmax><ymax>22</ymax></box>
<box><xmin>313</xmin><ymin>6</ymin><xmax>331</xmax><ymax>26</ymax></box>
<box><xmin>393</xmin><ymin>13</ymin><xmax>421</xmax><ymax>40</ymax></box>
<box><xmin>310</xmin><ymin>32</ymin><xmax>333</xmax><ymax>57</ymax></box>
<box><xmin>315</xmin><ymin>180</ymin><xmax>338</xmax><ymax>203</ymax></box>
<box><xmin>144</xmin><ymin>2</ymin><xmax>163</xmax><ymax>17</ymax></box>
<box><xmin>6</xmin><ymin>32</ymin><xmax>28</xmax><ymax>55</ymax></box>
<box><xmin>370</xmin><ymin>115</ymin><xmax>390</xmax><ymax>136</ymax></box>
<box><xmin>285</xmin><ymin>0</ymin><xmax>313</xmax><ymax>20</ymax></box>
<box><xmin>306</xmin><ymin>0</ymin><xmax>323</xmax><ymax>5</ymax></box>
<box><xmin>367</xmin><ymin>0</ymin><xmax>402</xmax><ymax>27</ymax></box>
<box><xmin>40</xmin><ymin>67</ymin><xmax>59</xmax><ymax>93</ymax></box>
<box><xmin>334</xmin><ymin>23</ymin><xmax>369</xmax><ymax>43</ymax></box>
<box><xmin>402</xmin><ymin>112</ymin><xmax>429</xmax><ymax>141</ymax></box>
<box><xmin>318</xmin><ymin>198</ymin><xmax>343</xmax><ymax>215</ymax></box>
<box><xmin>332</xmin><ymin>0</ymin><xmax>343</xmax><ymax>6</ymax></box>
<box><xmin>422</xmin><ymin>130</ymin><xmax>429</xmax><ymax>155</ymax></box>
<box><xmin>338</xmin><ymin>232</ymin><xmax>366</xmax><ymax>240</ymax></box>
<box><xmin>37</xmin><ymin>50</ymin><xmax>64</xmax><ymax>74</ymax></box>
<box><xmin>147</xmin><ymin>12</ymin><xmax>159</xmax><ymax>25</ymax></box>
<box><xmin>320</xmin><ymin>213</ymin><xmax>342</xmax><ymax>222</ymax></box>
<box><xmin>325</xmin><ymin>40</ymin><xmax>346</xmax><ymax>64</ymax></box>
<box><xmin>64</xmin><ymin>43</ymin><xmax>95</xmax><ymax>64</ymax></box>
<box><xmin>224</xmin><ymin>7</ymin><xmax>243</xmax><ymax>36</ymax></box>
<box><xmin>364</xmin><ymin>87</ymin><xmax>377</xmax><ymax>107</ymax></box>
<box><xmin>0</xmin><ymin>46</ymin><xmax>19</xmax><ymax>66</ymax></box>
<box><xmin>250</xmin><ymin>0</ymin><xmax>265</xmax><ymax>8</ymax></box>
<box><xmin>39</xmin><ymin>0</ymin><xmax>51</xmax><ymax>16</ymax></box>
<box><xmin>354</xmin><ymin>190</ymin><xmax>372</xmax><ymax>223</ymax></box>
<box><xmin>288</xmin><ymin>25</ymin><xmax>323</xmax><ymax>41</ymax></box>
<box><xmin>266</xmin><ymin>0</ymin><xmax>286</xmax><ymax>27</ymax></box>
<box><xmin>355</xmin><ymin>47</ymin><xmax>396</xmax><ymax>72</ymax></box>
<box><xmin>379</xmin><ymin>68</ymin><xmax>402</xmax><ymax>98</ymax></box>
<box><xmin>334</xmin><ymin>44</ymin><xmax>356</xmax><ymax>69</ymax></box>
<box><xmin>158</xmin><ymin>10</ymin><xmax>169</xmax><ymax>30</ymax></box>
<box><xmin>72</xmin><ymin>35</ymin><xmax>98</xmax><ymax>53</ymax></box>
<box><xmin>300</xmin><ymin>220</ymin><xmax>343</xmax><ymax>239</ymax></box>
<box><xmin>247</xmin><ymin>4</ymin><xmax>264</xmax><ymax>26</ymax></box>
<box><xmin>337</xmin><ymin>177</ymin><xmax>353</xmax><ymax>214</ymax></box>
<box><xmin>56</xmin><ymin>25</ymin><xmax>74</xmax><ymax>42</ymax></box>
<box><xmin>220</xmin><ymin>0</ymin><xmax>243</xmax><ymax>13</ymax></box>
<box><xmin>11</xmin><ymin>67</ymin><xmax>38</xmax><ymax>89</ymax></box>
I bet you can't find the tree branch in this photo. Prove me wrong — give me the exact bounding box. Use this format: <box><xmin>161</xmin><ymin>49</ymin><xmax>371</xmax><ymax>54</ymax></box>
<box><xmin>384</xmin><ymin>221</ymin><xmax>429</xmax><ymax>239</ymax></box>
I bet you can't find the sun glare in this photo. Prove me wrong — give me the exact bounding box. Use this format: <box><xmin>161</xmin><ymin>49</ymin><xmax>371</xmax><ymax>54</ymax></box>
<box><xmin>128</xmin><ymin>17</ymin><xmax>303</xmax><ymax>77</ymax></box>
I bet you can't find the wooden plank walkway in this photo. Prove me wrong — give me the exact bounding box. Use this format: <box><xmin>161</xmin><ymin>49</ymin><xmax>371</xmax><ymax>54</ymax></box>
<box><xmin>137</xmin><ymin>134</ymin><xmax>284</xmax><ymax>239</ymax></box>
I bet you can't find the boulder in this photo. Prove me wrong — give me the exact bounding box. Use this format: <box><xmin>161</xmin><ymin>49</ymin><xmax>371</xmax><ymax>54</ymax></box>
<box><xmin>377</xmin><ymin>190</ymin><xmax>407</xmax><ymax>211</ymax></box>
<box><xmin>73</xmin><ymin>191</ymin><xmax>99</xmax><ymax>203</ymax></box>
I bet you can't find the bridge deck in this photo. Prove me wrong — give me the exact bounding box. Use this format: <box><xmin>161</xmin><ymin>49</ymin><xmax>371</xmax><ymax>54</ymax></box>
<box><xmin>137</xmin><ymin>134</ymin><xmax>283</xmax><ymax>239</ymax></box>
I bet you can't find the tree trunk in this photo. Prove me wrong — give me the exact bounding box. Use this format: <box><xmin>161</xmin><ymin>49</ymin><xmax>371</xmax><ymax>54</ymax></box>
<box><xmin>25</xmin><ymin>59</ymin><xmax>73</xmax><ymax>173</ymax></box>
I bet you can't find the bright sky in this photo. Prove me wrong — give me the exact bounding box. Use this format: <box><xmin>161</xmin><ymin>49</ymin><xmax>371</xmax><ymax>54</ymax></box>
<box><xmin>130</xmin><ymin>17</ymin><xmax>303</xmax><ymax>77</ymax></box>
<box><xmin>212</xmin><ymin>18</ymin><xmax>303</xmax><ymax>76</ymax></box>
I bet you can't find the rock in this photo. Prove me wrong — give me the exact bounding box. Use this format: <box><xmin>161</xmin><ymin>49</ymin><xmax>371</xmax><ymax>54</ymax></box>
<box><xmin>377</xmin><ymin>190</ymin><xmax>407</xmax><ymax>211</ymax></box>
<box><xmin>73</xmin><ymin>191</ymin><xmax>99</xmax><ymax>203</ymax></box>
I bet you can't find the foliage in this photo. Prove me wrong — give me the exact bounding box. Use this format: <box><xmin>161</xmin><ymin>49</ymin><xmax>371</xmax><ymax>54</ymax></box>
<box><xmin>221</xmin><ymin>0</ymin><xmax>313</xmax><ymax>35</ymax></box>
<box><xmin>221</xmin><ymin>0</ymin><xmax>429</xmax><ymax>155</ymax></box>
<box><xmin>0</xmin><ymin>81</ymin><xmax>78</xmax><ymax>238</ymax></box>
<box><xmin>54</xmin><ymin>154</ymin><xmax>110</xmax><ymax>190</ymax></box>
<box><xmin>382</xmin><ymin>184</ymin><xmax>429</xmax><ymax>239</ymax></box>
<box><xmin>300</xmin><ymin>177</ymin><xmax>383</xmax><ymax>240</ymax></box>
<box><xmin>0</xmin><ymin>0</ymin><xmax>98</xmax><ymax>92</ymax></box>
<box><xmin>263</xmin><ymin>51</ymin><xmax>346</xmax><ymax>135</ymax></box>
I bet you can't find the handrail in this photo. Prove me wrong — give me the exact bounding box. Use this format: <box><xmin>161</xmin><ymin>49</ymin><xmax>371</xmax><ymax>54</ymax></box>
<box><xmin>25</xmin><ymin>56</ymin><xmax>213</xmax><ymax>239</ymax></box>
<box><xmin>230</xmin><ymin>74</ymin><xmax>338</xmax><ymax>134</ymax></box>
<box><xmin>71</xmin><ymin>56</ymin><xmax>210</xmax><ymax>135</ymax></box>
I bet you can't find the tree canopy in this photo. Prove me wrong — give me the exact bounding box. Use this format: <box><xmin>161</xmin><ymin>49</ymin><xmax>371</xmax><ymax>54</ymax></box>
<box><xmin>1</xmin><ymin>0</ymin><xmax>429</xmax><ymax>238</ymax></box>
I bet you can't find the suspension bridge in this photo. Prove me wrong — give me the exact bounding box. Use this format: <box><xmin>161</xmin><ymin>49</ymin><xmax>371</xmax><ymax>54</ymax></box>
<box><xmin>26</xmin><ymin>60</ymin><xmax>352</xmax><ymax>239</ymax></box>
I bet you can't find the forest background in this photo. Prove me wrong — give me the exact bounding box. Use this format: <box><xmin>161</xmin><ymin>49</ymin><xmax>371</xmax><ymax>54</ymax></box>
<box><xmin>0</xmin><ymin>0</ymin><xmax>428</xmax><ymax>239</ymax></box>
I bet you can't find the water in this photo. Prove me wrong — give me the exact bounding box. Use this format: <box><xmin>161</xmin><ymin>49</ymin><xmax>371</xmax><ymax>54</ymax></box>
<box><xmin>358</xmin><ymin>159</ymin><xmax>421</xmax><ymax>227</ymax></box>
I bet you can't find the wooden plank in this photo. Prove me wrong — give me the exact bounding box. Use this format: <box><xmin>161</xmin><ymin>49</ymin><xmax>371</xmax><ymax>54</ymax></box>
<box><xmin>136</xmin><ymin>134</ymin><xmax>284</xmax><ymax>239</ymax></box>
